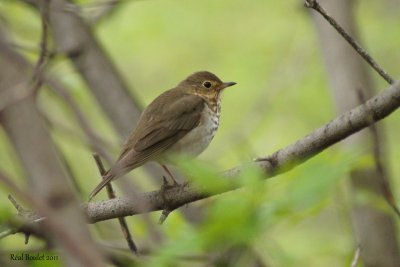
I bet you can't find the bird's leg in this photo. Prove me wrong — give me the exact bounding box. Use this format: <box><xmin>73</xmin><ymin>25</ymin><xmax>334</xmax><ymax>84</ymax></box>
<box><xmin>161</xmin><ymin>164</ymin><xmax>179</xmax><ymax>186</ymax></box>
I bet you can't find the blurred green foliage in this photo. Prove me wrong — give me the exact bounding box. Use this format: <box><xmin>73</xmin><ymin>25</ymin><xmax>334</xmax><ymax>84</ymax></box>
<box><xmin>0</xmin><ymin>0</ymin><xmax>399</xmax><ymax>266</ymax></box>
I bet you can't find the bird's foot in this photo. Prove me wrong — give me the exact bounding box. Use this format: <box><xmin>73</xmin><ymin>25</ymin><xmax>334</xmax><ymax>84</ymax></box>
<box><xmin>158</xmin><ymin>177</ymin><xmax>189</xmax><ymax>224</ymax></box>
<box><xmin>161</xmin><ymin>164</ymin><xmax>181</xmax><ymax>187</ymax></box>
<box><xmin>161</xmin><ymin>176</ymin><xmax>176</xmax><ymax>190</ymax></box>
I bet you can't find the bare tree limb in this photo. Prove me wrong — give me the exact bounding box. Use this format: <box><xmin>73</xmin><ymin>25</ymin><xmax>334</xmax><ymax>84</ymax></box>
<box><xmin>304</xmin><ymin>0</ymin><xmax>395</xmax><ymax>85</ymax></box>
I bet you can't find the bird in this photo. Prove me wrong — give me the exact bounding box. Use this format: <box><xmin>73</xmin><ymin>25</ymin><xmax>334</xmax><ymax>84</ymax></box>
<box><xmin>89</xmin><ymin>71</ymin><xmax>236</xmax><ymax>200</ymax></box>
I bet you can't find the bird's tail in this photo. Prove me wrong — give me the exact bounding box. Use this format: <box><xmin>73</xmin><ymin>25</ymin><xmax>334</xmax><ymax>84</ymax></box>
<box><xmin>89</xmin><ymin>170</ymin><xmax>115</xmax><ymax>201</ymax></box>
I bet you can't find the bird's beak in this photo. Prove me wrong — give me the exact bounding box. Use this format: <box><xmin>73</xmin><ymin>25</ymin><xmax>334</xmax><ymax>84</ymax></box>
<box><xmin>219</xmin><ymin>82</ymin><xmax>237</xmax><ymax>90</ymax></box>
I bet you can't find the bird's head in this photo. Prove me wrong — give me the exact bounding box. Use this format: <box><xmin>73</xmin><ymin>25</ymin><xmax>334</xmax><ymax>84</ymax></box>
<box><xmin>179</xmin><ymin>71</ymin><xmax>236</xmax><ymax>100</ymax></box>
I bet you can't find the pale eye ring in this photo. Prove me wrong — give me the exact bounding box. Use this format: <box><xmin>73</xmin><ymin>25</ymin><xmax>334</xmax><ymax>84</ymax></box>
<box><xmin>203</xmin><ymin>81</ymin><xmax>212</xmax><ymax>88</ymax></box>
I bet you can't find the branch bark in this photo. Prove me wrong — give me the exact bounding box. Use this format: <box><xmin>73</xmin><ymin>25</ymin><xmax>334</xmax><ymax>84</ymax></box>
<box><xmin>83</xmin><ymin>80</ymin><xmax>400</xmax><ymax>223</ymax></box>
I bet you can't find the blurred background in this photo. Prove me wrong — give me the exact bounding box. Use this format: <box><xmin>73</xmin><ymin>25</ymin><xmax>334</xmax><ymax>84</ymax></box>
<box><xmin>0</xmin><ymin>0</ymin><xmax>399</xmax><ymax>266</ymax></box>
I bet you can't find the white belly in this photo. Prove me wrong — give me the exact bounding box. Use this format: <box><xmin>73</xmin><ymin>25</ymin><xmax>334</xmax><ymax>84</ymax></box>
<box><xmin>170</xmin><ymin>104</ymin><xmax>220</xmax><ymax>157</ymax></box>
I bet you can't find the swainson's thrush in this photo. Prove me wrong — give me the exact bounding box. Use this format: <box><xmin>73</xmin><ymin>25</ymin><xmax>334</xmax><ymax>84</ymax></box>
<box><xmin>89</xmin><ymin>71</ymin><xmax>236</xmax><ymax>199</ymax></box>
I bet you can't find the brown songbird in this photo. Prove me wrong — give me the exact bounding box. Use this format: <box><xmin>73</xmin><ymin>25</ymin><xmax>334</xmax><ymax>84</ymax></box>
<box><xmin>89</xmin><ymin>71</ymin><xmax>236</xmax><ymax>200</ymax></box>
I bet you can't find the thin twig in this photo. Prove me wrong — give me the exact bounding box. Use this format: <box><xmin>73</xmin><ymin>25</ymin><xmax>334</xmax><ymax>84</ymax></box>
<box><xmin>100</xmin><ymin>242</ymin><xmax>210</xmax><ymax>262</ymax></box>
<box><xmin>350</xmin><ymin>246</ymin><xmax>361</xmax><ymax>267</ymax></box>
<box><xmin>31</xmin><ymin>0</ymin><xmax>50</xmax><ymax>93</ymax></box>
<box><xmin>356</xmin><ymin>89</ymin><xmax>400</xmax><ymax>218</ymax></box>
<box><xmin>7</xmin><ymin>194</ymin><xmax>43</xmax><ymax>244</ymax></box>
<box><xmin>49</xmin><ymin>76</ymin><xmax>114</xmax><ymax>163</ymax></box>
<box><xmin>8</xmin><ymin>194</ymin><xmax>25</xmax><ymax>214</ymax></box>
<box><xmin>84</xmin><ymin>0</ymin><xmax>122</xmax><ymax>24</ymax></box>
<box><xmin>0</xmin><ymin>229</ymin><xmax>13</xmax><ymax>239</ymax></box>
<box><xmin>8</xmin><ymin>41</ymin><xmax>41</xmax><ymax>54</ymax></box>
<box><xmin>6</xmin><ymin>195</ymin><xmax>27</xmax><ymax>240</ymax></box>
<box><xmin>304</xmin><ymin>0</ymin><xmax>394</xmax><ymax>85</ymax></box>
<box><xmin>93</xmin><ymin>154</ymin><xmax>138</xmax><ymax>254</ymax></box>
<box><xmin>93</xmin><ymin>154</ymin><xmax>114</xmax><ymax>196</ymax></box>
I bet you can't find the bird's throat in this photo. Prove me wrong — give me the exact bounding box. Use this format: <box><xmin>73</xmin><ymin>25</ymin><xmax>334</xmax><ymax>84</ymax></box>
<box><xmin>194</xmin><ymin>92</ymin><xmax>221</xmax><ymax>113</ymax></box>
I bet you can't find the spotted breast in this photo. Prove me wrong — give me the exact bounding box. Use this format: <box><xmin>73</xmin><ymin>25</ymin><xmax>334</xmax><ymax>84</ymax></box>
<box><xmin>169</xmin><ymin>100</ymin><xmax>220</xmax><ymax>157</ymax></box>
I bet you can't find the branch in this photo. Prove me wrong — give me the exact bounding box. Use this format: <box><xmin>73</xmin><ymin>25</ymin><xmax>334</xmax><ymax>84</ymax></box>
<box><xmin>5</xmin><ymin>195</ymin><xmax>47</xmax><ymax>244</ymax></box>
<box><xmin>350</xmin><ymin>246</ymin><xmax>361</xmax><ymax>267</ymax></box>
<box><xmin>83</xmin><ymin>80</ymin><xmax>400</xmax><ymax>223</ymax></box>
<box><xmin>31</xmin><ymin>0</ymin><xmax>50</xmax><ymax>93</ymax></box>
<box><xmin>304</xmin><ymin>0</ymin><xmax>395</xmax><ymax>85</ymax></box>
<box><xmin>93</xmin><ymin>154</ymin><xmax>138</xmax><ymax>254</ymax></box>
<box><xmin>82</xmin><ymin>0</ymin><xmax>122</xmax><ymax>24</ymax></box>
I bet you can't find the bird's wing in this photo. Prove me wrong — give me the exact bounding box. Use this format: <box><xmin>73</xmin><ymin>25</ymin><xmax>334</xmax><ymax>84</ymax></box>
<box><xmin>120</xmin><ymin>92</ymin><xmax>205</xmax><ymax>158</ymax></box>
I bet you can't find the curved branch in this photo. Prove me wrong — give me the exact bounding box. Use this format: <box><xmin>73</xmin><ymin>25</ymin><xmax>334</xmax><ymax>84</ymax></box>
<box><xmin>84</xmin><ymin>80</ymin><xmax>400</xmax><ymax>223</ymax></box>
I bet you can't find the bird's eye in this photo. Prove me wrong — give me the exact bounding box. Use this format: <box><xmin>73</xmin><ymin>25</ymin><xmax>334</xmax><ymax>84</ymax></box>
<box><xmin>203</xmin><ymin>81</ymin><xmax>212</xmax><ymax>88</ymax></box>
